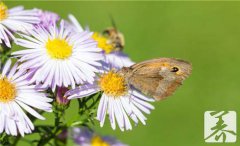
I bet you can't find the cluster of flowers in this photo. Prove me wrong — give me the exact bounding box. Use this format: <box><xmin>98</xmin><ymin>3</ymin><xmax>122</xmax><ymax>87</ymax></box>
<box><xmin>0</xmin><ymin>2</ymin><xmax>155</xmax><ymax>143</ymax></box>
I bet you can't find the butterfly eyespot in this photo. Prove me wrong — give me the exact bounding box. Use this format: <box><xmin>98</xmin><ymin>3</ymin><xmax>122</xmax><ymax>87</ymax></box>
<box><xmin>171</xmin><ymin>67</ymin><xmax>179</xmax><ymax>72</ymax></box>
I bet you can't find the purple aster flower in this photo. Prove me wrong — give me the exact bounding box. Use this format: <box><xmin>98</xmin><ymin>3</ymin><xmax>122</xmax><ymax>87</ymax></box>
<box><xmin>36</xmin><ymin>9</ymin><xmax>60</xmax><ymax>29</ymax></box>
<box><xmin>12</xmin><ymin>20</ymin><xmax>104</xmax><ymax>91</ymax></box>
<box><xmin>0</xmin><ymin>2</ymin><xmax>40</xmax><ymax>47</ymax></box>
<box><xmin>72</xmin><ymin>127</ymin><xmax>127</xmax><ymax>146</ymax></box>
<box><xmin>0</xmin><ymin>59</ymin><xmax>52</xmax><ymax>136</ymax></box>
<box><xmin>66</xmin><ymin>14</ymin><xmax>134</xmax><ymax>69</ymax></box>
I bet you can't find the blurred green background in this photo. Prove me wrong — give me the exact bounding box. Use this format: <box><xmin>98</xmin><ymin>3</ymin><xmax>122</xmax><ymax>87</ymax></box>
<box><xmin>5</xmin><ymin>1</ymin><xmax>240</xmax><ymax>146</ymax></box>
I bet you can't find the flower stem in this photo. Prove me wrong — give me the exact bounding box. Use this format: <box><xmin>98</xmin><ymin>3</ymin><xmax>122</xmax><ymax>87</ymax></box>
<box><xmin>0</xmin><ymin>44</ymin><xmax>11</xmax><ymax>67</ymax></box>
<box><xmin>37</xmin><ymin>100</ymin><xmax>68</xmax><ymax>146</ymax></box>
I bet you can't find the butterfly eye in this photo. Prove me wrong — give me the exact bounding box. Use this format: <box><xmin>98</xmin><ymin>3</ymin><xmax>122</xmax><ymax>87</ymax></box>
<box><xmin>171</xmin><ymin>67</ymin><xmax>179</xmax><ymax>72</ymax></box>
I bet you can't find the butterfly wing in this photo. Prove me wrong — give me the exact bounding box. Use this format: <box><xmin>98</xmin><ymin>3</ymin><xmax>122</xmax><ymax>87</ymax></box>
<box><xmin>127</xmin><ymin>58</ymin><xmax>192</xmax><ymax>101</ymax></box>
<box><xmin>129</xmin><ymin>74</ymin><xmax>164</xmax><ymax>98</ymax></box>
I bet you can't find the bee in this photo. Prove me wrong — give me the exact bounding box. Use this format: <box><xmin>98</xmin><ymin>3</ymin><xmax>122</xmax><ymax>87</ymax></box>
<box><xmin>103</xmin><ymin>27</ymin><xmax>125</xmax><ymax>51</ymax></box>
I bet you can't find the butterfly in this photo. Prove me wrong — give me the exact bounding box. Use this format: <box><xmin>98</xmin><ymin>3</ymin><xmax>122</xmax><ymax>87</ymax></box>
<box><xmin>118</xmin><ymin>58</ymin><xmax>192</xmax><ymax>100</ymax></box>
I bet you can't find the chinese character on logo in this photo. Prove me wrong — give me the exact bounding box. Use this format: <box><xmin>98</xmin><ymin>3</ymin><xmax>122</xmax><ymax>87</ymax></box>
<box><xmin>204</xmin><ymin>111</ymin><xmax>236</xmax><ymax>143</ymax></box>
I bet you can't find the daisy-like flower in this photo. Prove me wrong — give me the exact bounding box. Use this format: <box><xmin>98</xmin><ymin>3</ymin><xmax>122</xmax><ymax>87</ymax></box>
<box><xmin>66</xmin><ymin>69</ymin><xmax>155</xmax><ymax>131</ymax></box>
<box><xmin>72</xmin><ymin>127</ymin><xmax>127</xmax><ymax>146</ymax></box>
<box><xmin>0</xmin><ymin>2</ymin><xmax>40</xmax><ymax>47</ymax></box>
<box><xmin>36</xmin><ymin>9</ymin><xmax>60</xmax><ymax>29</ymax></box>
<box><xmin>91</xmin><ymin>27</ymin><xmax>134</xmax><ymax>69</ymax></box>
<box><xmin>12</xmin><ymin>20</ymin><xmax>103</xmax><ymax>91</ymax></box>
<box><xmin>66</xmin><ymin>14</ymin><xmax>134</xmax><ymax>69</ymax></box>
<box><xmin>0</xmin><ymin>59</ymin><xmax>52</xmax><ymax>136</ymax></box>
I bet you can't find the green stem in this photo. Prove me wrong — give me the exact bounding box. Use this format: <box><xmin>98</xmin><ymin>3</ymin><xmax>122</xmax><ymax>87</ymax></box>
<box><xmin>37</xmin><ymin>101</ymin><xmax>67</xmax><ymax>146</ymax></box>
<box><xmin>0</xmin><ymin>43</ymin><xmax>12</xmax><ymax>67</ymax></box>
<box><xmin>36</xmin><ymin>126</ymin><xmax>62</xmax><ymax>146</ymax></box>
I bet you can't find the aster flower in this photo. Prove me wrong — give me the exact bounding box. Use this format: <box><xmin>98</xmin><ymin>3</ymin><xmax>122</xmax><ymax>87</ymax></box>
<box><xmin>0</xmin><ymin>59</ymin><xmax>52</xmax><ymax>136</ymax></box>
<box><xmin>91</xmin><ymin>27</ymin><xmax>134</xmax><ymax>69</ymax></box>
<box><xmin>66</xmin><ymin>69</ymin><xmax>155</xmax><ymax>131</ymax></box>
<box><xmin>92</xmin><ymin>29</ymin><xmax>134</xmax><ymax>69</ymax></box>
<box><xmin>0</xmin><ymin>2</ymin><xmax>40</xmax><ymax>47</ymax></box>
<box><xmin>12</xmin><ymin>20</ymin><xmax>103</xmax><ymax>91</ymax></box>
<box><xmin>66</xmin><ymin>14</ymin><xmax>134</xmax><ymax>69</ymax></box>
<box><xmin>72</xmin><ymin>127</ymin><xmax>127</xmax><ymax>146</ymax></box>
<box><xmin>92</xmin><ymin>32</ymin><xmax>134</xmax><ymax>69</ymax></box>
<box><xmin>36</xmin><ymin>9</ymin><xmax>60</xmax><ymax>29</ymax></box>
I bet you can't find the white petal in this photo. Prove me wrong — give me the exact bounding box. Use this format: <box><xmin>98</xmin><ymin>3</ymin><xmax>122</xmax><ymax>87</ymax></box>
<box><xmin>67</xmin><ymin>84</ymin><xmax>100</xmax><ymax>99</ymax></box>
<box><xmin>1</xmin><ymin>59</ymin><xmax>11</xmax><ymax>77</ymax></box>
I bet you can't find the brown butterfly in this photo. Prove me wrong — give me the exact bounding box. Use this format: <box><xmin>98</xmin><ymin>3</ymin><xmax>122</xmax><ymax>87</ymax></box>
<box><xmin>118</xmin><ymin>58</ymin><xmax>192</xmax><ymax>101</ymax></box>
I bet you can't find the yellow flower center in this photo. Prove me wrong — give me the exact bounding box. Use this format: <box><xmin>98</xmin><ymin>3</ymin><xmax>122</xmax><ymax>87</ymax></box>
<box><xmin>0</xmin><ymin>2</ymin><xmax>8</xmax><ymax>21</ymax></box>
<box><xmin>92</xmin><ymin>32</ymin><xmax>114</xmax><ymax>54</ymax></box>
<box><xmin>91</xmin><ymin>136</ymin><xmax>110</xmax><ymax>146</ymax></box>
<box><xmin>0</xmin><ymin>77</ymin><xmax>16</xmax><ymax>103</ymax></box>
<box><xmin>46</xmin><ymin>38</ymin><xmax>73</xmax><ymax>59</ymax></box>
<box><xmin>99</xmin><ymin>71</ymin><xmax>127</xmax><ymax>97</ymax></box>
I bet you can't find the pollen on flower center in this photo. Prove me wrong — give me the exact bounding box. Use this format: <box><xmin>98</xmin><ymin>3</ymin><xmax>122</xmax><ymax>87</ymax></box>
<box><xmin>92</xmin><ymin>32</ymin><xmax>114</xmax><ymax>54</ymax></box>
<box><xmin>46</xmin><ymin>38</ymin><xmax>73</xmax><ymax>59</ymax></box>
<box><xmin>0</xmin><ymin>2</ymin><xmax>8</xmax><ymax>21</ymax></box>
<box><xmin>0</xmin><ymin>77</ymin><xmax>16</xmax><ymax>103</ymax></box>
<box><xmin>99</xmin><ymin>71</ymin><xmax>127</xmax><ymax>97</ymax></box>
<box><xmin>91</xmin><ymin>136</ymin><xmax>110</xmax><ymax>146</ymax></box>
